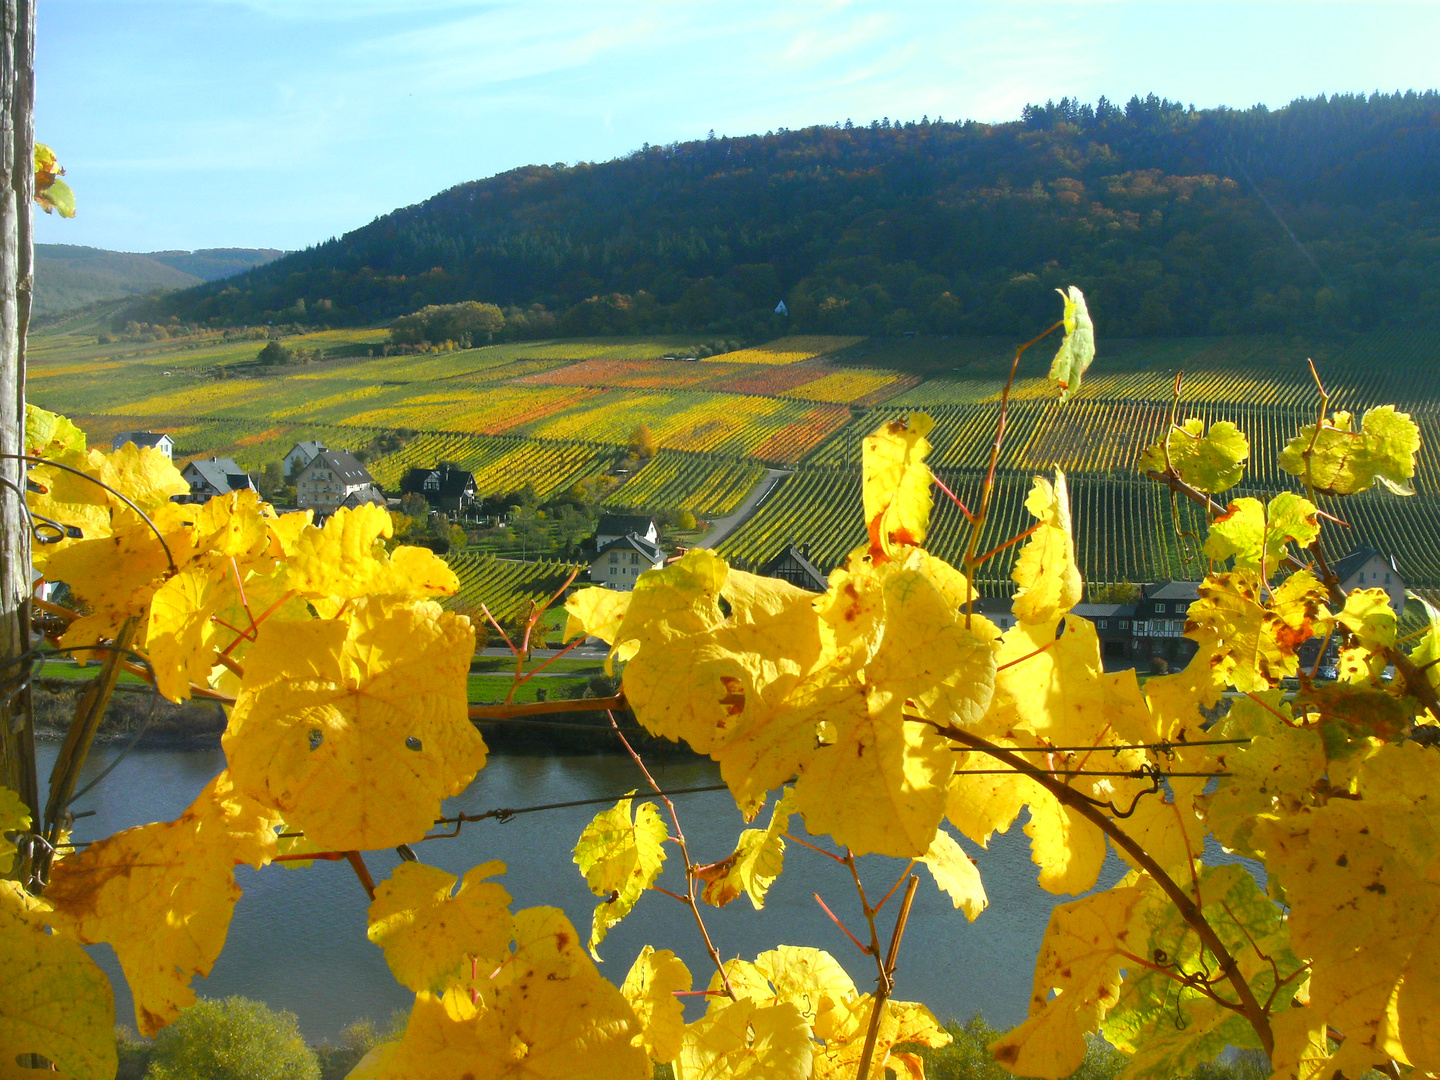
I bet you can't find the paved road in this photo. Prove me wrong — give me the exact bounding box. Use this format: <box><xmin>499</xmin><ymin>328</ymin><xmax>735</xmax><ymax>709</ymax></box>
<box><xmin>696</xmin><ymin>467</ymin><xmax>791</xmax><ymax>548</ymax></box>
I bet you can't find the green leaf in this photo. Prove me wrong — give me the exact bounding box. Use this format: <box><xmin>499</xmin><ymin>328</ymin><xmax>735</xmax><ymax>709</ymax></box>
<box><xmin>1047</xmin><ymin>286</ymin><xmax>1095</xmax><ymax>402</ymax></box>
<box><xmin>37</xmin><ymin>176</ymin><xmax>76</xmax><ymax>218</ymax></box>
<box><xmin>1203</xmin><ymin>492</ymin><xmax>1318</xmax><ymax>578</ymax></box>
<box><xmin>1139</xmin><ymin>418</ymin><xmax>1249</xmax><ymax>493</ymax></box>
<box><xmin>1278</xmin><ymin>405</ymin><xmax>1420</xmax><ymax>496</ymax></box>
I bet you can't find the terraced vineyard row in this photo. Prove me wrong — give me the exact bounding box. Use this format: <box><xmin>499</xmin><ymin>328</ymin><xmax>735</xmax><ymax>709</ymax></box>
<box><xmin>605</xmin><ymin>451</ymin><xmax>763</xmax><ymax>517</ymax></box>
<box><xmin>369</xmin><ymin>433</ymin><xmax>612</xmax><ymax>499</ymax></box>
<box><xmin>448</xmin><ymin>554</ymin><xmax>582</xmax><ymax>623</ymax></box>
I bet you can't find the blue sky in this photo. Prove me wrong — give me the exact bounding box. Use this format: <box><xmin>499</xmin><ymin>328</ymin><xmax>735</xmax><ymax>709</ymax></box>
<box><xmin>34</xmin><ymin>0</ymin><xmax>1440</xmax><ymax>253</ymax></box>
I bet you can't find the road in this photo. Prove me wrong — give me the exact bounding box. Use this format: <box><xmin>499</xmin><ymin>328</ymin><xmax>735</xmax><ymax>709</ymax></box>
<box><xmin>695</xmin><ymin>467</ymin><xmax>791</xmax><ymax>548</ymax></box>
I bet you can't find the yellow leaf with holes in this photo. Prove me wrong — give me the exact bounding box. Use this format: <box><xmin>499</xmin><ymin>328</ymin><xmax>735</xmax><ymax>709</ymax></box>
<box><xmin>1279</xmin><ymin>405</ymin><xmax>1420</xmax><ymax>496</ymax></box>
<box><xmin>1047</xmin><ymin>286</ymin><xmax>1095</xmax><ymax>402</ymax></box>
<box><xmin>1204</xmin><ymin>493</ymin><xmax>1319</xmax><ymax>579</ymax></box>
<box><xmin>573</xmin><ymin>796</ymin><xmax>668</xmax><ymax>958</ymax></box>
<box><xmin>1138</xmin><ymin>418</ymin><xmax>1249</xmax><ymax>493</ymax></box>
<box><xmin>366</xmin><ymin>860</ymin><xmax>512</xmax><ymax>995</ymax></box>
<box><xmin>285</xmin><ymin>504</ymin><xmax>458</xmax><ymax>604</ymax></box>
<box><xmin>675</xmin><ymin>998</ymin><xmax>812</xmax><ymax>1080</ymax></box>
<box><xmin>1331</xmin><ymin>587</ymin><xmax>1396</xmax><ymax>651</ymax></box>
<box><xmin>223</xmin><ymin>598</ymin><xmax>483</xmax><ymax>850</ymax></box>
<box><xmin>622</xmin><ymin>945</ymin><xmax>692</xmax><ymax>1063</ymax></box>
<box><xmin>0</xmin><ymin>785</ymin><xmax>29</xmax><ymax>875</ymax></box>
<box><xmin>863</xmin><ymin>412</ymin><xmax>934</xmax><ymax>561</ymax></box>
<box><xmin>42</xmin><ymin>771</ymin><xmax>278</xmax><ymax>1036</ymax></box>
<box><xmin>0</xmin><ymin>881</ymin><xmax>116</xmax><ymax>1080</ymax></box>
<box><xmin>1011</xmin><ymin>471</ymin><xmax>1082</xmax><ymax>625</ymax></box>
<box><xmin>921</xmin><ymin>828</ymin><xmax>988</xmax><ymax>920</ymax></box>
<box><xmin>990</xmin><ymin>881</ymin><xmax>1150</xmax><ymax>1079</ymax></box>
<box><xmin>698</xmin><ymin>789</ymin><xmax>794</xmax><ymax>909</ymax></box>
<box><xmin>1186</xmin><ymin>570</ymin><xmax>1326</xmax><ymax>693</ymax></box>
<box><xmin>565</xmin><ymin>586</ymin><xmax>632</xmax><ymax>650</ymax></box>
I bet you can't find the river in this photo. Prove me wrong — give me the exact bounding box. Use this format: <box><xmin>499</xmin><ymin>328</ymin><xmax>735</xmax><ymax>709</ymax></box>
<box><xmin>38</xmin><ymin>742</ymin><xmax>1132</xmax><ymax>1042</ymax></box>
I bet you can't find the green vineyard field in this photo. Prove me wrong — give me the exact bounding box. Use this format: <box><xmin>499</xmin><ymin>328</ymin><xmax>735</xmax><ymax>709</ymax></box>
<box><xmin>604</xmin><ymin>450</ymin><xmax>764</xmax><ymax>518</ymax></box>
<box><xmin>448</xmin><ymin>553</ymin><xmax>583</xmax><ymax>623</ymax></box>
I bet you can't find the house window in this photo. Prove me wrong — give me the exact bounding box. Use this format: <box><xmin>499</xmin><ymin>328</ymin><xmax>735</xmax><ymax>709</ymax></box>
<box><xmin>1156</xmin><ymin>603</ymin><xmax>1167</xmax><ymax>613</ymax></box>
<box><xmin>609</xmin><ymin>553</ymin><xmax>618</xmax><ymax>563</ymax></box>
<box><xmin>1098</xmin><ymin>619</ymin><xmax>1108</xmax><ymax>629</ymax></box>
<box><xmin>1176</xmin><ymin>603</ymin><xmax>1189</xmax><ymax>614</ymax></box>
<box><xmin>1386</xmin><ymin>573</ymin><xmax>1392</xmax><ymax>584</ymax></box>
<box><xmin>631</xmin><ymin>553</ymin><xmax>639</xmax><ymax>564</ymax></box>
<box><xmin>1120</xmin><ymin>620</ymin><xmax>1130</xmax><ymax>629</ymax></box>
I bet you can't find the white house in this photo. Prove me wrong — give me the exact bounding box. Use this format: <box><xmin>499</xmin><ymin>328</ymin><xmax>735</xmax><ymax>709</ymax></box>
<box><xmin>1332</xmin><ymin>546</ymin><xmax>1405</xmax><ymax>611</ymax></box>
<box><xmin>283</xmin><ymin>440</ymin><xmax>328</xmax><ymax>479</ymax></box>
<box><xmin>595</xmin><ymin>513</ymin><xmax>659</xmax><ymax>550</ymax></box>
<box><xmin>178</xmin><ymin>457</ymin><xmax>254</xmax><ymax>503</ymax></box>
<box><xmin>111</xmin><ymin>431</ymin><xmax>173</xmax><ymax>460</ymax></box>
<box><xmin>295</xmin><ymin>449</ymin><xmax>384</xmax><ymax>516</ymax></box>
<box><xmin>589</xmin><ymin>534</ymin><xmax>665</xmax><ymax>591</ymax></box>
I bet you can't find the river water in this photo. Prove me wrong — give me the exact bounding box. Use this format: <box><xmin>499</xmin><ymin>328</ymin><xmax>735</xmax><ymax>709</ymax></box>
<box><xmin>39</xmin><ymin>743</ymin><xmax>1131</xmax><ymax>1042</ymax></box>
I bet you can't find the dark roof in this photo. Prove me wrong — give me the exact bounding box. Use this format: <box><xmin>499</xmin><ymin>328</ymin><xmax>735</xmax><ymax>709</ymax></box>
<box><xmin>1331</xmin><ymin>545</ymin><xmax>1398</xmax><ymax>583</ymax></box>
<box><xmin>183</xmin><ymin>457</ymin><xmax>252</xmax><ymax>493</ymax></box>
<box><xmin>1141</xmin><ymin>580</ymin><xmax>1202</xmax><ymax>602</ymax></box>
<box><xmin>1071</xmin><ymin>603</ymin><xmax>1137</xmax><ymax>619</ymax></box>
<box><xmin>595</xmin><ymin>533</ymin><xmax>664</xmax><ymax>563</ymax></box>
<box><xmin>286</xmin><ymin>440</ymin><xmax>327</xmax><ymax>460</ymax></box>
<box><xmin>301</xmin><ymin>449</ymin><xmax>373</xmax><ymax>485</ymax></box>
<box><xmin>339</xmin><ymin>486</ymin><xmax>386</xmax><ymax>509</ymax></box>
<box><xmin>596</xmin><ymin>513</ymin><xmax>655</xmax><ymax>536</ymax></box>
<box><xmin>399</xmin><ymin>466</ymin><xmax>476</xmax><ymax>499</ymax></box>
<box><xmin>972</xmin><ymin>596</ymin><xmax>1012</xmax><ymax>615</ymax></box>
<box><xmin>759</xmin><ymin>544</ymin><xmax>827</xmax><ymax>591</ymax></box>
<box><xmin>111</xmin><ymin>431</ymin><xmax>171</xmax><ymax>451</ymax></box>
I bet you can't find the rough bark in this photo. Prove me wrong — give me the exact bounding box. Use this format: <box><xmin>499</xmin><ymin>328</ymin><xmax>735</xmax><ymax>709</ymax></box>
<box><xmin>0</xmin><ymin>0</ymin><xmax>35</xmax><ymax>884</ymax></box>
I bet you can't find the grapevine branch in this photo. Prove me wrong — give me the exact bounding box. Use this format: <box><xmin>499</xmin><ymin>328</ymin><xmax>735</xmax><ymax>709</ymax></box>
<box><xmin>1144</xmin><ymin>466</ymin><xmax>1440</xmax><ymax>724</ymax></box>
<box><xmin>920</xmin><ymin>716</ymin><xmax>1276</xmax><ymax>1057</ymax></box>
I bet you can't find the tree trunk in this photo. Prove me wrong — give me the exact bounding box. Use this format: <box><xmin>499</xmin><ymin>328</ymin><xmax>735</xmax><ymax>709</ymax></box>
<box><xmin>0</xmin><ymin>0</ymin><xmax>35</xmax><ymax>885</ymax></box>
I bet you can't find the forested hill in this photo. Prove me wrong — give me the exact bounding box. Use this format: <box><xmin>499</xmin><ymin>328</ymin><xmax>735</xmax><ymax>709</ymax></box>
<box><xmin>150</xmin><ymin>92</ymin><xmax>1440</xmax><ymax>339</ymax></box>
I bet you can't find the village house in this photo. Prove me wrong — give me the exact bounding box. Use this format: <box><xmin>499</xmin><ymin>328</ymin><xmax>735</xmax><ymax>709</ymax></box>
<box><xmin>1331</xmin><ymin>545</ymin><xmax>1405</xmax><ymax>610</ymax></box>
<box><xmin>294</xmin><ymin>449</ymin><xmax>384</xmax><ymax>517</ymax></box>
<box><xmin>282</xmin><ymin>440</ymin><xmax>327</xmax><ymax>479</ymax></box>
<box><xmin>759</xmin><ymin>544</ymin><xmax>827</xmax><ymax>592</ymax></box>
<box><xmin>399</xmin><ymin>465</ymin><xmax>478</xmax><ymax>514</ymax></box>
<box><xmin>590</xmin><ymin>533</ymin><xmax>665</xmax><ymax>591</ymax></box>
<box><xmin>177</xmin><ymin>457</ymin><xmax>254</xmax><ymax>503</ymax></box>
<box><xmin>111</xmin><ymin>431</ymin><xmax>173</xmax><ymax>459</ymax></box>
<box><xmin>595</xmin><ymin>513</ymin><xmax>659</xmax><ymax>550</ymax></box>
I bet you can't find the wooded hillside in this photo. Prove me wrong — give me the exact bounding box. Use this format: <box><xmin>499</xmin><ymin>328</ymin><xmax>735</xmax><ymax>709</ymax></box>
<box><xmin>146</xmin><ymin>92</ymin><xmax>1440</xmax><ymax>338</ymax></box>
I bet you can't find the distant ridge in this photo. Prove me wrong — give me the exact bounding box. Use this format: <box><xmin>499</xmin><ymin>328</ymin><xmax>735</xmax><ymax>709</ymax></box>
<box><xmin>146</xmin><ymin>91</ymin><xmax>1440</xmax><ymax>339</ymax></box>
<box><xmin>35</xmin><ymin>244</ymin><xmax>284</xmax><ymax>316</ymax></box>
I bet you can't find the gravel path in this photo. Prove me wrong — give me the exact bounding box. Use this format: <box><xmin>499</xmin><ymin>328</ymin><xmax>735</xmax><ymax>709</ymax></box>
<box><xmin>695</xmin><ymin>467</ymin><xmax>791</xmax><ymax>548</ymax></box>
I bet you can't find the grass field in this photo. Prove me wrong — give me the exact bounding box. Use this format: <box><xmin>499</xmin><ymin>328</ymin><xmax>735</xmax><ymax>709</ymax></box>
<box><xmin>27</xmin><ymin>321</ymin><xmax>1440</xmax><ymax>590</ymax></box>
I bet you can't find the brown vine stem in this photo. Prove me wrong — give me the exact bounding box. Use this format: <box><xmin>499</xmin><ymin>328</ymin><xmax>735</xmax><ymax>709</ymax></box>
<box><xmin>855</xmin><ymin>873</ymin><xmax>921</xmax><ymax>1080</ymax></box>
<box><xmin>608</xmin><ymin>712</ymin><xmax>735</xmax><ymax>1000</ymax></box>
<box><xmin>924</xmin><ymin>718</ymin><xmax>1275</xmax><ymax>1057</ymax></box>
<box><xmin>1144</xmin><ymin>466</ymin><xmax>1440</xmax><ymax>724</ymax></box>
<box><xmin>344</xmin><ymin>850</ymin><xmax>377</xmax><ymax>901</ymax></box>
<box><xmin>35</xmin><ymin>617</ymin><xmax>138</xmax><ymax>886</ymax></box>
<box><xmin>469</xmin><ymin>693</ymin><xmax>626</xmax><ymax>720</ymax></box>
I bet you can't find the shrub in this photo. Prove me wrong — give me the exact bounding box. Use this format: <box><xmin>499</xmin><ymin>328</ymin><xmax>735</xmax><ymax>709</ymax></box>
<box><xmin>143</xmin><ymin>997</ymin><xmax>319</xmax><ymax>1080</ymax></box>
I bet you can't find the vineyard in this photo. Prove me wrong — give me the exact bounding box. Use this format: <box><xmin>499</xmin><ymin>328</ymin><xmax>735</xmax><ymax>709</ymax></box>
<box><xmin>368</xmin><ymin>433</ymin><xmax>612</xmax><ymax>499</ymax></box>
<box><xmin>447</xmin><ymin>552</ymin><xmax>583</xmax><ymax>623</ymax></box>
<box><xmin>701</xmin><ymin>335</ymin><xmax>865</xmax><ymax>365</ymax></box>
<box><xmin>603</xmin><ymin>450</ymin><xmax>764</xmax><ymax>517</ymax></box>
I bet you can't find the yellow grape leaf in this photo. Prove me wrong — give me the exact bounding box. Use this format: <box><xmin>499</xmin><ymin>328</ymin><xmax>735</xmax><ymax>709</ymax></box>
<box><xmin>35</xmin><ymin>141</ymin><xmax>76</xmax><ymax>217</ymax></box>
<box><xmin>1203</xmin><ymin>493</ymin><xmax>1319</xmax><ymax>578</ymax></box>
<box><xmin>1331</xmin><ymin>586</ymin><xmax>1397</xmax><ymax>651</ymax></box>
<box><xmin>0</xmin><ymin>785</ymin><xmax>29</xmax><ymax>875</ymax></box>
<box><xmin>675</xmin><ymin>998</ymin><xmax>812</xmax><ymax>1080</ymax></box>
<box><xmin>863</xmin><ymin>412</ymin><xmax>934</xmax><ymax>560</ymax></box>
<box><xmin>697</xmin><ymin>788</ymin><xmax>794</xmax><ymax>909</ymax></box>
<box><xmin>1267</xmin><ymin>1008</ymin><xmax>1334</xmax><ymax>1080</ymax></box>
<box><xmin>752</xmin><ymin>945</ymin><xmax>858</xmax><ymax>1029</ymax></box>
<box><xmin>812</xmin><ymin>994</ymin><xmax>950</xmax><ymax>1080</ymax></box>
<box><xmin>224</xmin><ymin>598</ymin><xmax>483</xmax><ymax>851</ymax></box>
<box><xmin>1278</xmin><ymin>405</ymin><xmax>1421</xmax><ymax>496</ymax></box>
<box><xmin>43</xmin><ymin>771</ymin><xmax>278</xmax><ymax>1036</ymax></box>
<box><xmin>564</xmin><ymin>585</ymin><xmax>632</xmax><ymax>650</ymax></box>
<box><xmin>24</xmin><ymin>402</ymin><xmax>88</xmax><ymax>464</ymax></box>
<box><xmin>285</xmin><ymin>504</ymin><xmax>459</xmax><ymax>604</ymax></box>
<box><xmin>145</xmin><ymin>563</ymin><xmax>233</xmax><ymax>702</ymax></box>
<box><xmin>1137</xmin><ymin>418</ymin><xmax>1249</xmax><ymax>493</ymax></box>
<box><xmin>190</xmin><ymin>488</ymin><xmax>274</xmax><ymax>559</ymax></box>
<box><xmin>572</xmin><ymin>796</ymin><xmax>668</xmax><ymax>957</ymax></box>
<box><xmin>946</xmin><ymin>758</ymin><xmax>1033</xmax><ymax>849</ymax></box>
<box><xmin>1186</xmin><ymin>570</ymin><xmax>1326</xmax><ymax>693</ymax></box>
<box><xmin>1258</xmin><ymin>742</ymin><xmax>1440</xmax><ymax>1075</ymax></box>
<box><xmin>611</xmin><ymin>548</ymin><xmax>728</xmax><ymax>665</ymax></box>
<box><xmin>94</xmin><ymin>442</ymin><xmax>190</xmax><ymax>513</ymax></box>
<box><xmin>1011</xmin><ymin>471</ymin><xmax>1082</xmax><ymax>625</ymax></box>
<box><xmin>622</xmin><ymin>945</ymin><xmax>692</xmax><ymax>1063</ymax></box>
<box><xmin>920</xmin><ymin>828</ymin><xmax>988</xmax><ymax>920</ymax></box>
<box><xmin>1024</xmin><ymin>794</ymin><xmax>1107</xmax><ymax>896</ymax></box>
<box><xmin>0</xmin><ymin>881</ymin><xmax>116</xmax><ymax>1080</ymax></box>
<box><xmin>1142</xmin><ymin>629</ymin><xmax>1225</xmax><ymax>742</ymax></box>
<box><xmin>990</xmin><ymin>880</ymin><xmax>1150</xmax><ymax>1079</ymax></box>
<box><xmin>264</xmin><ymin>508</ymin><xmax>313</xmax><ymax>556</ymax></box>
<box><xmin>366</xmin><ymin>860</ymin><xmax>512</xmax><ymax>995</ymax></box>
<box><xmin>1047</xmin><ymin>286</ymin><xmax>1095</xmax><ymax>402</ymax></box>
